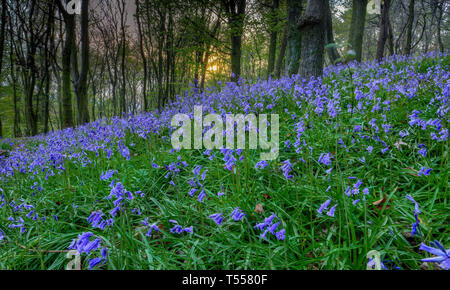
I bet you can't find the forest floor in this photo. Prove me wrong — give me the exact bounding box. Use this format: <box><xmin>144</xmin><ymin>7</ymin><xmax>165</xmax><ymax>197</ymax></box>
<box><xmin>0</xmin><ymin>52</ymin><xmax>448</xmax><ymax>270</ymax></box>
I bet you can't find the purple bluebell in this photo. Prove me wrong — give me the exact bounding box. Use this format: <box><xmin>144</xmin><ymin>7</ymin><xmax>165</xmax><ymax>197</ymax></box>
<box><xmin>419</xmin><ymin>241</ymin><xmax>450</xmax><ymax>270</ymax></box>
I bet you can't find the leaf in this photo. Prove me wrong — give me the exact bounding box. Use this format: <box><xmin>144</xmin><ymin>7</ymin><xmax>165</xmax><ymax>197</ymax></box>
<box><xmin>326</xmin><ymin>43</ymin><xmax>338</xmax><ymax>49</ymax></box>
<box><xmin>372</xmin><ymin>193</ymin><xmax>391</xmax><ymax>211</ymax></box>
<box><xmin>254</xmin><ymin>203</ymin><xmax>264</xmax><ymax>214</ymax></box>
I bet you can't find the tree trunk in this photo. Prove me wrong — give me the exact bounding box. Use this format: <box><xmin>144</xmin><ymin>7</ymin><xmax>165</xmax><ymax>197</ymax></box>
<box><xmin>0</xmin><ymin>0</ymin><xmax>6</xmax><ymax>138</ymax></box>
<box><xmin>348</xmin><ymin>0</ymin><xmax>368</xmax><ymax>62</ymax></box>
<box><xmin>405</xmin><ymin>0</ymin><xmax>415</xmax><ymax>55</ymax></box>
<box><xmin>298</xmin><ymin>0</ymin><xmax>327</xmax><ymax>79</ymax></box>
<box><xmin>436</xmin><ymin>0</ymin><xmax>444</xmax><ymax>53</ymax></box>
<box><xmin>376</xmin><ymin>0</ymin><xmax>390</xmax><ymax>61</ymax></box>
<box><xmin>325</xmin><ymin>0</ymin><xmax>341</xmax><ymax>64</ymax></box>
<box><xmin>119</xmin><ymin>0</ymin><xmax>126</xmax><ymax>115</ymax></box>
<box><xmin>275</xmin><ymin>26</ymin><xmax>288</xmax><ymax>78</ymax></box>
<box><xmin>223</xmin><ymin>0</ymin><xmax>246</xmax><ymax>82</ymax></box>
<box><xmin>387</xmin><ymin>18</ymin><xmax>394</xmax><ymax>56</ymax></box>
<box><xmin>58</xmin><ymin>0</ymin><xmax>75</xmax><ymax>129</ymax></box>
<box><xmin>135</xmin><ymin>0</ymin><xmax>148</xmax><ymax>111</ymax></box>
<box><xmin>75</xmin><ymin>0</ymin><xmax>90</xmax><ymax>125</ymax></box>
<box><xmin>267</xmin><ymin>0</ymin><xmax>279</xmax><ymax>78</ymax></box>
<box><xmin>286</xmin><ymin>0</ymin><xmax>302</xmax><ymax>76</ymax></box>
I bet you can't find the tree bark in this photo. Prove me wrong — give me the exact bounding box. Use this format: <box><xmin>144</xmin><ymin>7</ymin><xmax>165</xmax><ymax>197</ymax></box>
<box><xmin>75</xmin><ymin>0</ymin><xmax>90</xmax><ymax>125</ymax></box>
<box><xmin>57</xmin><ymin>0</ymin><xmax>75</xmax><ymax>129</ymax></box>
<box><xmin>267</xmin><ymin>0</ymin><xmax>279</xmax><ymax>78</ymax></box>
<box><xmin>376</xmin><ymin>0</ymin><xmax>390</xmax><ymax>61</ymax></box>
<box><xmin>275</xmin><ymin>26</ymin><xmax>288</xmax><ymax>78</ymax></box>
<box><xmin>135</xmin><ymin>0</ymin><xmax>148</xmax><ymax>111</ymax></box>
<box><xmin>0</xmin><ymin>0</ymin><xmax>6</xmax><ymax>138</ymax></box>
<box><xmin>405</xmin><ymin>0</ymin><xmax>415</xmax><ymax>55</ymax></box>
<box><xmin>223</xmin><ymin>0</ymin><xmax>246</xmax><ymax>82</ymax></box>
<box><xmin>298</xmin><ymin>0</ymin><xmax>327</xmax><ymax>79</ymax></box>
<box><xmin>119</xmin><ymin>0</ymin><xmax>126</xmax><ymax>115</ymax></box>
<box><xmin>348</xmin><ymin>0</ymin><xmax>368</xmax><ymax>62</ymax></box>
<box><xmin>286</xmin><ymin>0</ymin><xmax>302</xmax><ymax>76</ymax></box>
<box><xmin>436</xmin><ymin>0</ymin><xmax>444</xmax><ymax>53</ymax></box>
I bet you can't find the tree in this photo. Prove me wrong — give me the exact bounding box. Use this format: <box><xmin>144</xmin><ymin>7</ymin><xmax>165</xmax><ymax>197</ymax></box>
<box><xmin>435</xmin><ymin>0</ymin><xmax>444</xmax><ymax>53</ymax></box>
<box><xmin>286</xmin><ymin>0</ymin><xmax>302</xmax><ymax>76</ymax></box>
<box><xmin>267</xmin><ymin>0</ymin><xmax>280</xmax><ymax>78</ymax></box>
<box><xmin>348</xmin><ymin>0</ymin><xmax>368</xmax><ymax>62</ymax></box>
<box><xmin>298</xmin><ymin>0</ymin><xmax>327</xmax><ymax>79</ymax></box>
<box><xmin>222</xmin><ymin>0</ymin><xmax>246</xmax><ymax>82</ymax></box>
<box><xmin>404</xmin><ymin>0</ymin><xmax>415</xmax><ymax>55</ymax></box>
<box><xmin>376</xmin><ymin>0</ymin><xmax>391</xmax><ymax>60</ymax></box>
<box><xmin>72</xmin><ymin>0</ymin><xmax>90</xmax><ymax>125</ymax></box>
<box><xmin>135</xmin><ymin>0</ymin><xmax>148</xmax><ymax>111</ymax></box>
<box><xmin>0</xmin><ymin>0</ymin><xmax>6</xmax><ymax>138</ymax></box>
<box><xmin>57</xmin><ymin>0</ymin><xmax>75</xmax><ymax>129</ymax></box>
<box><xmin>275</xmin><ymin>26</ymin><xmax>287</xmax><ymax>77</ymax></box>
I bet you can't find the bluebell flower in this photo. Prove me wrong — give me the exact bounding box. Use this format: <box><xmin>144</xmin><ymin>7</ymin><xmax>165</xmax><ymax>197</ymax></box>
<box><xmin>418</xmin><ymin>167</ymin><xmax>431</xmax><ymax>176</ymax></box>
<box><xmin>318</xmin><ymin>153</ymin><xmax>333</xmax><ymax>166</ymax></box>
<box><xmin>255</xmin><ymin>160</ymin><xmax>268</xmax><ymax>169</ymax></box>
<box><xmin>327</xmin><ymin>205</ymin><xmax>337</xmax><ymax>217</ymax></box>
<box><xmin>420</xmin><ymin>241</ymin><xmax>450</xmax><ymax>270</ymax></box>
<box><xmin>142</xmin><ymin>218</ymin><xmax>159</xmax><ymax>237</ymax></box>
<box><xmin>209</xmin><ymin>213</ymin><xmax>224</xmax><ymax>226</ymax></box>
<box><xmin>100</xmin><ymin>170</ymin><xmax>117</xmax><ymax>181</ymax></box>
<box><xmin>230</xmin><ymin>207</ymin><xmax>245</xmax><ymax>221</ymax></box>
<box><xmin>280</xmin><ymin>160</ymin><xmax>293</xmax><ymax>179</ymax></box>
<box><xmin>317</xmin><ymin>199</ymin><xmax>331</xmax><ymax>214</ymax></box>
<box><xmin>275</xmin><ymin>229</ymin><xmax>285</xmax><ymax>241</ymax></box>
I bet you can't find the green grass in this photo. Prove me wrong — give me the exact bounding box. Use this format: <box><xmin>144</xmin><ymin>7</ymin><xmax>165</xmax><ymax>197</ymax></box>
<box><xmin>0</xmin><ymin>54</ymin><xmax>448</xmax><ymax>270</ymax></box>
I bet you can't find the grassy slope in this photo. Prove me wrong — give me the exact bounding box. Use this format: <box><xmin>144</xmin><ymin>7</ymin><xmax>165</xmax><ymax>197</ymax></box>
<box><xmin>0</xmin><ymin>53</ymin><xmax>448</xmax><ymax>270</ymax></box>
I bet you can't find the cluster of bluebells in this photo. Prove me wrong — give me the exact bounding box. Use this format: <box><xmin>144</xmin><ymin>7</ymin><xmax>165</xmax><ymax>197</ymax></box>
<box><xmin>68</xmin><ymin>232</ymin><xmax>108</xmax><ymax>270</ymax></box>
<box><xmin>188</xmin><ymin>165</ymin><xmax>208</xmax><ymax>202</ymax></box>
<box><xmin>0</xmin><ymin>52</ymin><xmax>447</xmax><ymax>270</ymax></box>
<box><xmin>169</xmin><ymin>220</ymin><xmax>193</xmax><ymax>234</ymax></box>
<box><xmin>209</xmin><ymin>207</ymin><xmax>246</xmax><ymax>226</ymax></box>
<box><xmin>317</xmin><ymin>199</ymin><xmax>337</xmax><ymax>217</ymax></box>
<box><xmin>280</xmin><ymin>160</ymin><xmax>293</xmax><ymax>179</ymax></box>
<box><xmin>254</xmin><ymin>213</ymin><xmax>285</xmax><ymax>241</ymax></box>
<box><xmin>344</xmin><ymin>178</ymin><xmax>369</xmax><ymax>206</ymax></box>
<box><xmin>142</xmin><ymin>218</ymin><xmax>160</xmax><ymax>237</ymax></box>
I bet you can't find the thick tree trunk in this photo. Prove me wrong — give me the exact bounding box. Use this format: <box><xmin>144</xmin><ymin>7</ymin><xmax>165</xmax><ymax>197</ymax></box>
<box><xmin>286</xmin><ymin>0</ymin><xmax>302</xmax><ymax>76</ymax></box>
<box><xmin>76</xmin><ymin>0</ymin><xmax>90</xmax><ymax>125</ymax></box>
<box><xmin>298</xmin><ymin>0</ymin><xmax>327</xmax><ymax>79</ymax></box>
<box><xmin>0</xmin><ymin>0</ymin><xmax>5</xmax><ymax>74</ymax></box>
<box><xmin>275</xmin><ymin>26</ymin><xmax>288</xmax><ymax>78</ymax></box>
<box><xmin>223</xmin><ymin>0</ymin><xmax>246</xmax><ymax>82</ymax></box>
<box><xmin>376</xmin><ymin>0</ymin><xmax>390</xmax><ymax>61</ymax></box>
<box><xmin>405</xmin><ymin>0</ymin><xmax>415</xmax><ymax>55</ymax></box>
<box><xmin>0</xmin><ymin>0</ymin><xmax>6</xmax><ymax>138</ymax></box>
<box><xmin>43</xmin><ymin>1</ymin><xmax>54</xmax><ymax>134</ymax></box>
<box><xmin>348</xmin><ymin>0</ymin><xmax>368</xmax><ymax>62</ymax></box>
<box><xmin>10</xmin><ymin>45</ymin><xmax>20</xmax><ymax>137</ymax></box>
<box><xmin>267</xmin><ymin>0</ymin><xmax>279</xmax><ymax>78</ymax></box>
<box><xmin>325</xmin><ymin>1</ymin><xmax>341</xmax><ymax>64</ymax></box>
<box><xmin>387</xmin><ymin>19</ymin><xmax>394</xmax><ymax>56</ymax></box>
<box><xmin>436</xmin><ymin>0</ymin><xmax>444</xmax><ymax>53</ymax></box>
<box><xmin>58</xmin><ymin>0</ymin><xmax>75</xmax><ymax>129</ymax></box>
<box><xmin>135</xmin><ymin>0</ymin><xmax>148</xmax><ymax>111</ymax></box>
<box><xmin>119</xmin><ymin>0</ymin><xmax>126</xmax><ymax>115</ymax></box>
